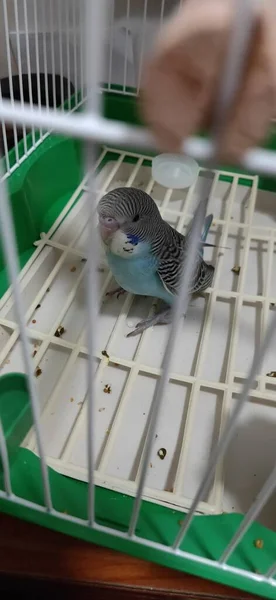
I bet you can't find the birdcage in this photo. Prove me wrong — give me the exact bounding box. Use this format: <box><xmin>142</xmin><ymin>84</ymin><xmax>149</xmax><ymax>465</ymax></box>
<box><xmin>0</xmin><ymin>0</ymin><xmax>276</xmax><ymax>597</ymax></box>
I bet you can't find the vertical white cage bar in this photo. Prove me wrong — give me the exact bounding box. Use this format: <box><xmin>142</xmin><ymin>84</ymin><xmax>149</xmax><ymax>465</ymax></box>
<box><xmin>172</xmin><ymin>172</ymin><xmax>221</xmax><ymax>499</ymax></box>
<box><xmin>23</xmin><ymin>0</ymin><xmax>36</xmax><ymax>147</ymax></box>
<box><xmin>0</xmin><ymin>418</ymin><xmax>12</xmax><ymax>496</ymax></box>
<box><xmin>42</xmin><ymin>0</ymin><xmax>50</xmax><ymax>112</ymax></box>
<box><xmin>72</xmin><ymin>0</ymin><xmax>78</xmax><ymax>106</ymax></box>
<box><xmin>123</xmin><ymin>0</ymin><xmax>130</xmax><ymax>93</ymax></box>
<box><xmin>211</xmin><ymin>0</ymin><xmax>257</xmax><ymax>141</ymax></box>
<box><xmin>108</xmin><ymin>0</ymin><xmax>115</xmax><ymax>92</ymax></box>
<box><xmin>136</xmin><ymin>0</ymin><xmax>148</xmax><ymax>94</ymax></box>
<box><xmin>50</xmin><ymin>0</ymin><xmax>57</xmax><ymax>110</ymax></box>
<box><xmin>212</xmin><ymin>178</ymin><xmax>257</xmax><ymax>511</ymax></box>
<box><xmin>85</xmin><ymin>149</ymin><xmax>99</xmax><ymax>528</ymax></box>
<box><xmin>128</xmin><ymin>188</ymin><xmax>211</xmax><ymax>537</ymax></box>
<box><xmin>79</xmin><ymin>0</ymin><xmax>85</xmax><ymax>102</ymax></box>
<box><xmin>58</xmin><ymin>0</ymin><xmax>65</xmax><ymax>111</ymax></box>
<box><xmin>0</xmin><ymin>84</ymin><xmax>10</xmax><ymax>174</ymax></box>
<box><xmin>3</xmin><ymin>0</ymin><xmax>19</xmax><ymax>164</ymax></box>
<box><xmin>160</xmin><ymin>0</ymin><xmax>166</xmax><ymax>28</ymax></box>
<box><xmin>0</xmin><ymin>166</ymin><xmax>52</xmax><ymax>511</ymax></box>
<box><xmin>65</xmin><ymin>0</ymin><xmax>71</xmax><ymax>110</ymax></box>
<box><xmin>14</xmin><ymin>0</ymin><xmax>28</xmax><ymax>154</ymax></box>
<box><xmin>83</xmin><ymin>0</ymin><xmax>107</xmax><ymax>526</ymax></box>
<box><xmin>33</xmin><ymin>0</ymin><xmax>43</xmax><ymax>139</ymax></box>
<box><xmin>258</xmin><ymin>231</ymin><xmax>274</xmax><ymax>394</ymax></box>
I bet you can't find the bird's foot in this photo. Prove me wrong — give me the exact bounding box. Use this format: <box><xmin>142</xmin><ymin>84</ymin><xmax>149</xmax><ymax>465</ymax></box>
<box><xmin>106</xmin><ymin>287</ymin><xmax>126</xmax><ymax>299</ymax></box>
<box><xmin>127</xmin><ymin>308</ymin><xmax>172</xmax><ymax>338</ymax></box>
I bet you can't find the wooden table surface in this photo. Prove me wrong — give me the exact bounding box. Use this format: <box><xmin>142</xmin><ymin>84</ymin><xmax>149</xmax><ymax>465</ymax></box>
<box><xmin>0</xmin><ymin>513</ymin><xmax>257</xmax><ymax>599</ymax></box>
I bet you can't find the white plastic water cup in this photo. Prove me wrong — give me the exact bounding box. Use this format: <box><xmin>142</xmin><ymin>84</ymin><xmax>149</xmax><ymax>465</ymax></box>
<box><xmin>152</xmin><ymin>154</ymin><xmax>199</xmax><ymax>189</ymax></box>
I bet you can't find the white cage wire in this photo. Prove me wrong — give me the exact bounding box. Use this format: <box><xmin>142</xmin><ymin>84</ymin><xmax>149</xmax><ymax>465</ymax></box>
<box><xmin>0</xmin><ymin>0</ymin><xmax>184</xmax><ymax>177</ymax></box>
<box><xmin>1</xmin><ymin>1</ymin><xmax>276</xmax><ymax>598</ymax></box>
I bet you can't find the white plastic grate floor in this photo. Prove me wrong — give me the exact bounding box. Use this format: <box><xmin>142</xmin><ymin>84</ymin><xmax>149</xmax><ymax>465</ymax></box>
<box><xmin>1</xmin><ymin>146</ymin><xmax>276</xmax><ymax>529</ymax></box>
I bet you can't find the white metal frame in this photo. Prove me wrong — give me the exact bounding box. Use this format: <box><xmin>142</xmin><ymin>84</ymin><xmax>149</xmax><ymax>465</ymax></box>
<box><xmin>0</xmin><ymin>0</ymin><xmax>87</xmax><ymax>179</ymax></box>
<box><xmin>1</xmin><ymin>0</ymin><xmax>276</xmax><ymax>593</ymax></box>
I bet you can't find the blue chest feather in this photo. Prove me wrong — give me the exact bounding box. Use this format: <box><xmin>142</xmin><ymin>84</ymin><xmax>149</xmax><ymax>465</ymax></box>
<box><xmin>106</xmin><ymin>250</ymin><xmax>172</xmax><ymax>304</ymax></box>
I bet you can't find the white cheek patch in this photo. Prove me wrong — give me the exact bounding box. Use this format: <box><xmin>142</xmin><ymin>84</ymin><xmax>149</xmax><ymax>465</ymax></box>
<box><xmin>110</xmin><ymin>230</ymin><xmax>140</xmax><ymax>258</ymax></box>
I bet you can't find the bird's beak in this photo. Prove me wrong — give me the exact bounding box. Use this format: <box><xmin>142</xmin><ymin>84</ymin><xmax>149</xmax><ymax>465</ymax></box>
<box><xmin>98</xmin><ymin>215</ymin><xmax>119</xmax><ymax>241</ymax></box>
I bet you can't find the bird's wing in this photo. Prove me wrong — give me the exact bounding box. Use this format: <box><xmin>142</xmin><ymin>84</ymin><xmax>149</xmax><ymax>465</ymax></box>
<box><xmin>191</xmin><ymin>260</ymin><xmax>214</xmax><ymax>293</ymax></box>
<box><xmin>156</xmin><ymin>223</ymin><xmax>214</xmax><ymax>296</ymax></box>
<box><xmin>156</xmin><ymin>226</ymin><xmax>186</xmax><ymax>296</ymax></box>
<box><xmin>157</xmin><ymin>251</ymin><xmax>214</xmax><ymax>296</ymax></box>
<box><xmin>157</xmin><ymin>259</ymin><xmax>182</xmax><ymax>296</ymax></box>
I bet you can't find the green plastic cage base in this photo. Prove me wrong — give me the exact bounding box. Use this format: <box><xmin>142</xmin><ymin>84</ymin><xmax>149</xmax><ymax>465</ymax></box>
<box><xmin>0</xmin><ymin>91</ymin><xmax>276</xmax><ymax>599</ymax></box>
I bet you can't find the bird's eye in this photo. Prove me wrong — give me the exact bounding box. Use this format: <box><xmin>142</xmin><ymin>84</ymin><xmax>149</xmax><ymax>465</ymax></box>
<box><xmin>133</xmin><ymin>214</ymin><xmax>139</xmax><ymax>222</ymax></box>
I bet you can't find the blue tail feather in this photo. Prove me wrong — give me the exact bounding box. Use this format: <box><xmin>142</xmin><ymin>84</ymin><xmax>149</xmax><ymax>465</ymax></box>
<box><xmin>186</xmin><ymin>212</ymin><xmax>216</xmax><ymax>256</ymax></box>
<box><xmin>201</xmin><ymin>213</ymin><xmax>213</xmax><ymax>243</ymax></box>
<box><xmin>198</xmin><ymin>213</ymin><xmax>213</xmax><ymax>257</ymax></box>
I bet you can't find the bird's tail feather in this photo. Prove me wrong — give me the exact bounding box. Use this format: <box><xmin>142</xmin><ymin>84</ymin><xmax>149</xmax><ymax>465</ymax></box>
<box><xmin>186</xmin><ymin>213</ymin><xmax>229</xmax><ymax>254</ymax></box>
<box><xmin>202</xmin><ymin>242</ymin><xmax>230</xmax><ymax>250</ymax></box>
<box><xmin>201</xmin><ymin>214</ymin><xmax>230</xmax><ymax>251</ymax></box>
<box><xmin>201</xmin><ymin>213</ymin><xmax>213</xmax><ymax>242</ymax></box>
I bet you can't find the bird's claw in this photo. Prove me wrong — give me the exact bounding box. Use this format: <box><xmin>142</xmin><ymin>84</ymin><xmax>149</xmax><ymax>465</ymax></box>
<box><xmin>126</xmin><ymin>309</ymin><xmax>172</xmax><ymax>338</ymax></box>
<box><xmin>106</xmin><ymin>287</ymin><xmax>126</xmax><ymax>299</ymax></box>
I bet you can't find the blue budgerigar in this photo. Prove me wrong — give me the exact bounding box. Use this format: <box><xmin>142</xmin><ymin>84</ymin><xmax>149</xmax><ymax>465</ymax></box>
<box><xmin>97</xmin><ymin>187</ymin><xmax>214</xmax><ymax>337</ymax></box>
